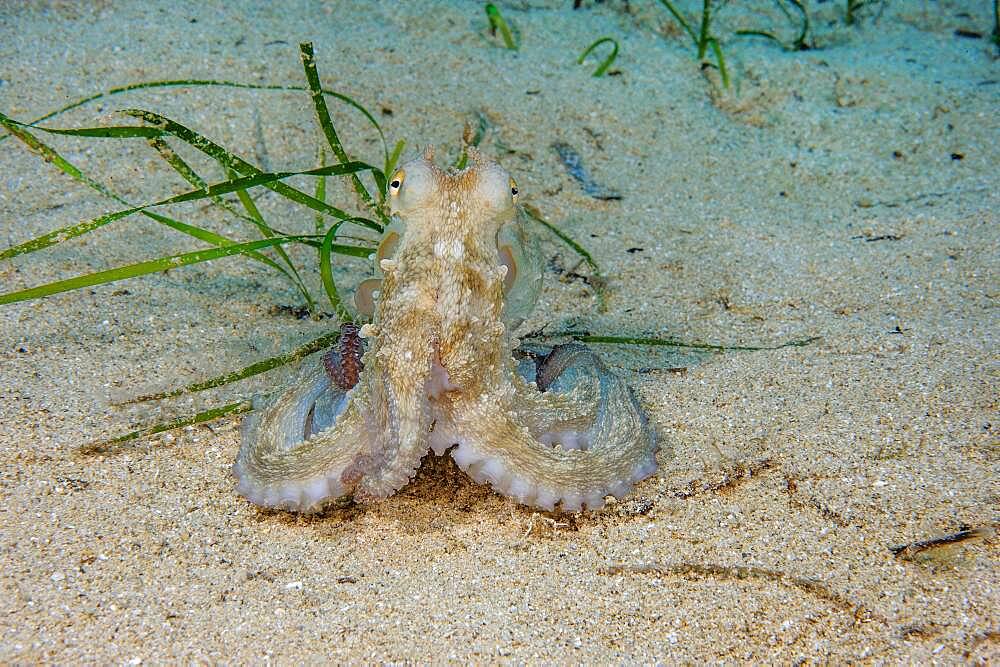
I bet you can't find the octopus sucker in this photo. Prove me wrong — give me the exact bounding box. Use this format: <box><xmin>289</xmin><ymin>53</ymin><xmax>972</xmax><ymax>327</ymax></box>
<box><xmin>506</xmin><ymin>474</ymin><xmax>534</xmax><ymax>505</ymax></box>
<box><xmin>450</xmin><ymin>442</ymin><xmax>482</xmax><ymax>470</ymax></box>
<box><xmin>533</xmin><ymin>488</ymin><xmax>559</xmax><ymax>513</ymax></box>
<box><xmin>235</xmin><ymin>153</ymin><xmax>659</xmax><ymax>513</ymax></box>
<box><xmin>607</xmin><ymin>479</ymin><xmax>632</xmax><ymax>500</ymax></box>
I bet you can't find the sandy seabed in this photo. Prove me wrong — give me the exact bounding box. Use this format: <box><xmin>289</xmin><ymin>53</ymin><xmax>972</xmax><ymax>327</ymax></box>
<box><xmin>0</xmin><ymin>0</ymin><xmax>997</xmax><ymax>662</ymax></box>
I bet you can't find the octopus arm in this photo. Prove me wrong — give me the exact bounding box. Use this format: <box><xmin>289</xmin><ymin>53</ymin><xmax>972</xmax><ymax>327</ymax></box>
<box><xmin>349</xmin><ymin>363</ymin><xmax>435</xmax><ymax>501</ymax></box>
<box><xmin>444</xmin><ymin>345</ymin><xmax>658</xmax><ymax>512</ymax></box>
<box><xmin>348</xmin><ymin>306</ymin><xmax>439</xmax><ymax>500</ymax></box>
<box><xmin>233</xmin><ymin>365</ymin><xmax>373</xmax><ymax>512</ymax></box>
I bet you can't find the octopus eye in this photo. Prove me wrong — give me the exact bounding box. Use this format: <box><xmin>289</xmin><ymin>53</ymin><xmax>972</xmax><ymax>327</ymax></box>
<box><xmin>388</xmin><ymin>170</ymin><xmax>405</xmax><ymax>195</ymax></box>
<box><xmin>509</xmin><ymin>177</ymin><xmax>519</xmax><ymax>201</ymax></box>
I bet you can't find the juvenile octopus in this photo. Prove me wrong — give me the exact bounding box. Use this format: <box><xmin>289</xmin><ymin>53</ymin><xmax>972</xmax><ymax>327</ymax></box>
<box><xmin>233</xmin><ymin>150</ymin><xmax>658</xmax><ymax>512</ymax></box>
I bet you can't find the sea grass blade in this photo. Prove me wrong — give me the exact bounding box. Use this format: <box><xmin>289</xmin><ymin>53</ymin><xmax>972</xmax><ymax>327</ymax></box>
<box><xmin>141</xmin><ymin>208</ymin><xmax>277</xmax><ymax>262</ymax></box>
<box><xmin>299</xmin><ymin>42</ymin><xmax>384</xmax><ymax>224</ymax></box>
<box><xmin>577</xmin><ymin>38</ymin><xmax>619</xmax><ymax>77</ymax></box>
<box><xmin>0</xmin><ymin>109</ymin><xmax>382</xmax><ymax>233</ymax></box>
<box><xmin>657</xmin><ymin>0</ymin><xmax>699</xmax><ymax>46</ymax></box>
<box><xmin>993</xmin><ymin>0</ymin><xmax>999</xmax><ymax>49</ymax></box>
<box><xmin>735</xmin><ymin>0</ymin><xmax>810</xmax><ymax>51</ymax></box>
<box><xmin>734</xmin><ymin>29</ymin><xmax>788</xmax><ymax>48</ymax></box>
<box><xmin>12</xmin><ymin>125</ymin><xmax>165</xmax><ymax>139</ymax></box>
<box><xmin>0</xmin><ymin>78</ymin><xmax>389</xmax><ymax>162</ymax></box>
<box><xmin>79</xmin><ymin>400</ymin><xmax>253</xmax><ymax>456</ymax></box>
<box><xmin>292</xmin><ymin>239</ymin><xmax>374</xmax><ymax>258</ymax></box>
<box><xmin>0</xmin><ymin>161</ymin><xmax>372</xmax><ymax>261</ymax></box>
<box><xmin>568</xmin><ymin>333</ymin><xmax>821</xmax><ymax>352</ymax></box>
<box><xmin>146</xmin><ymin>161</ymin><xmax>374</xmax><ymax>205</ymax></box>
<box><xmin>146</xmin><ymin>137</ymin><xmax>303</xmax><ymax>288</ymax></box>
<box><xmin>314</xmin><ymin>146</ymin><xmax>328</xmax><ymax>235</ymax></box>
<box><xmin>150</xmin><ymin>135</ymin><xmax>306</xmax><ymax>250</ymax></box>
<box><xmin>371</xmin><ymin>138</ymin><xmax>406</xmax><ymax>204</ymax></box>
<box><xmin>383</xmin><ymin>140</ymin><xmax>406</xmax><ymax>190</ymax></box>
<box><xmin>521</xmin><ymin>203</ymin><xmax>607</xmax><ymax>310</ymax></box>
<box><xmin>120</xmin><ymin>108</ymin><xmax>383</xmax><ymax>233</ymax></box>
<box><xmin>787</xmin><ymin>0</ymin><xmax>811</xmax><ymax>50</ymax></box>
<box><xmin>371</xmin><ymin>169</ymin><xmax>388</xmax><ymax>203</ymax></box>
<box><xmin>0</xmin><ymin>110</ymin><xmax>130</xmax><ymax>203</ymax></box>
<box><xmin>697</xmin><ymin>0</ymin><xmax>712</xmax><ymax>59</ymax></box>
<box><xmin>229</xmin><ymin>168</ymin><xmax>317</xmax><ymax>312</ymax></box>
<box><xmin>485</xmin><ymin>3</ymin><xmax>517</xmax><ymax>49</ymax></box>
<box><xmin>705</xmin><ymin>37</ymin><xmax>730</xmax><ymax>89</ymax></box>
<box><xmin>124</xmin><ymin>329</ymin><xmax>345</xmax><ymax>404</ymax></box>
<box><xmin>520</xmin><ymin>204</ymin><xmax>599</xmax><ymax>273</ymax></box>
<box><xmin>0</xmin><ymin>113</ymin><xmax>301</xmax><ymax>290</ymax></box>
<box><xmin>454</xmin><ymin>112</ymin><xmax>490</xmax><ymax>169</ymax></box>
<box><xmin>148</xmin><ymin>136</ymin><xmax>207</xmax><ymax>189</ymax></box>
<box><xmin>0</xmin><ymin>207</ymin><xmax>138</xmax><ymax>261</ymax></box>
<box><xmin>138</xmin><ymin>210</ymin><xmax>312</xmax><ymax>310</ymax></box>
<box><xmin>319</xmin><ymin>222</ymin><xmax>354</xmax><ymax>322</ymax></box>
<box><xmin>0</xmin><ymin>235</ymin><xmax>315</xmax><ymax>305</ymax></box>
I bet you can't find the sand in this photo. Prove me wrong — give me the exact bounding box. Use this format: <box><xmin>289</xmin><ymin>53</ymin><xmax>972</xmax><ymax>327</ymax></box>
<box><xmin>0</xmin><ymin>0</ymin><xmax>997</xmax><ymax>662</ymax></box>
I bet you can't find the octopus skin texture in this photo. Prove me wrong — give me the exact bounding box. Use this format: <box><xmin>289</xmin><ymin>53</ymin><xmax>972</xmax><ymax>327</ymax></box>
<box><xmin>233</xmin><ymin>151</ymin><xmax>658</xmax><ymax>512</ymax></box>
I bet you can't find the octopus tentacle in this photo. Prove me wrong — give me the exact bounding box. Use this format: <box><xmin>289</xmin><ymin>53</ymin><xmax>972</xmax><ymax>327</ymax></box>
<box><xmin>350</xmin><ymin>310</ymin><xmax>438</xmax><ymax>501</ymax></box>
<box><xmin>232</xmin><ymin>364</ymin><xmax>369</xmax><ymax>512</ymax></box>
<box><xmin>349</xmin><ymin>358</ymin><xmax>434</xmax><ymax>501</ymax></box>
<box><xmin>442</xmin><ymin>345</ymin><xmax>657</xmax><ymax>512</ymax></box>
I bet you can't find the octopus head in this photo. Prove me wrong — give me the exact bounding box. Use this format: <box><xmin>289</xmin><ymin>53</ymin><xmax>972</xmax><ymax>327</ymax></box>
<box><xmin>387</xmin><ymin>149</ymin><xmax>518</xmax><ymax>236</ymax></box>
<box><xmin>386</xmin><ymin>155</ymin><xmax>440</xmax><ymax>218</ymax></box>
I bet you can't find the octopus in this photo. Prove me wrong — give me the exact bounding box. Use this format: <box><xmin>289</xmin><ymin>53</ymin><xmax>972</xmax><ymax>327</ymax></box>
<box><xmin>233</xmin><ymin>150</ymin><xmax>658</xmax><ymax>512</ymax></box>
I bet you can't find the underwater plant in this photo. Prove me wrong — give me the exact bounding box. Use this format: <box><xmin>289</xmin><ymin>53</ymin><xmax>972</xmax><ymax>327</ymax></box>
<box><xmin>577</xmin><ymin>37</ymin><xmax>620</xmax><ymax>77</ymax></box>
<box><xmin>0</xmin><ymin>47</ymin><xmax>395</xmax><ymax>316</ymax></box>
<box><xmin>656</xmin><ymin>0</ymin><xmax>731</xmax><ymax>88</ymax></box>
<box><xmin>734</xmin><ymin>0</ymin><xmax>811</xmax><ymax>52</ymax></box>
<box><xmin>485</xmin><ymin>3</ymin><xmax>518</xmax><ymax>50</ymax></box>
<box><xmin>993</xmin><ymin>0</ymin><xmax>999</xmax><ymax>50</ymax></box>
